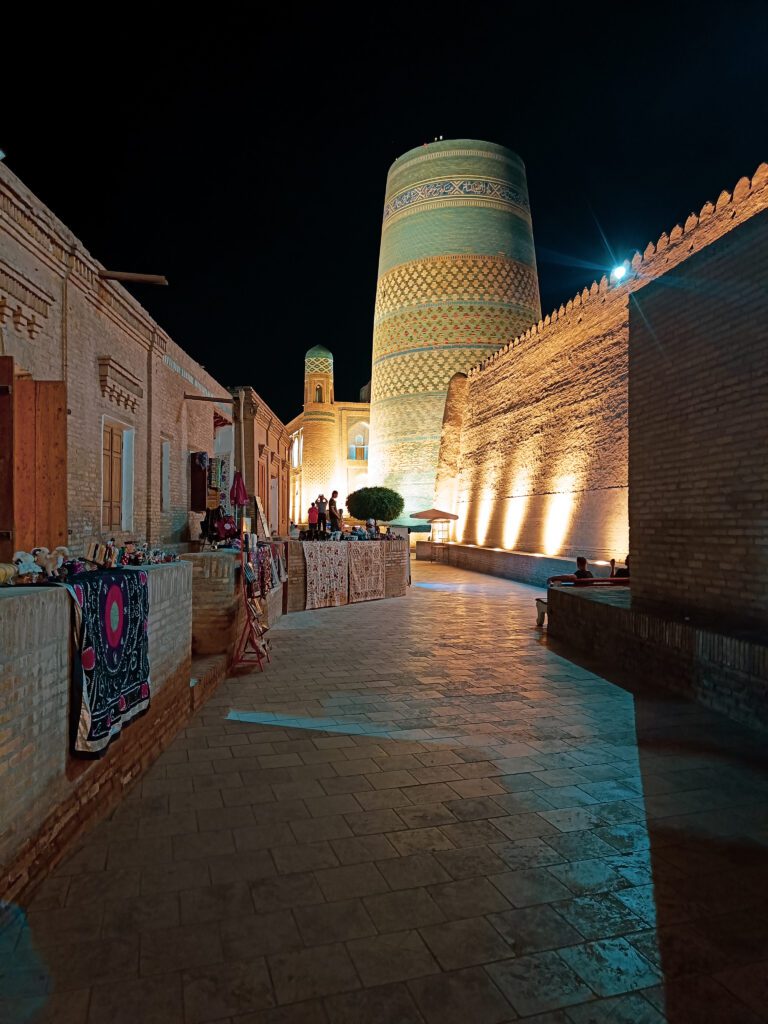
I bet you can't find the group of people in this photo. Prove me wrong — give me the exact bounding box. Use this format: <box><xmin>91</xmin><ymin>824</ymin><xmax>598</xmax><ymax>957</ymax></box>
<box><xmin>547</xmin><ymin>555</ymin><xmax>630</xmax><ymax>586</ymax></box>
<box><xmin>306</xmin><ymin>491</ymin><xmax>342</xmax><ymax>539</ymax></box>
<box><xmin>537</xmin><ymin>555</ymin><xmax>630</xmax><ymax>626</ymax></box>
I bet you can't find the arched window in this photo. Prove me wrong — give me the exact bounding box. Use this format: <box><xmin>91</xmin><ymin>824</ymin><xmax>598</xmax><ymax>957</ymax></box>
<box><xmin>347</xmin><ymin>420</ymin><xmax>369</xmax><ymax>461</ymax></box>
<box><xmin>290</xmin><ymin>430</ymin><xmax>303</xmax><ymax>468</ymax></box>
<box><xmin>315</xmin><ymin>384</ymin><xmax>323</xmax><ymax>403</ymax></box>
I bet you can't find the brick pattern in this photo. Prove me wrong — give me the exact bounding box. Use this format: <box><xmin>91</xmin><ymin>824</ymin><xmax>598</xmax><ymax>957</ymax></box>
<box><xmin>180</xmin><ymin>552</ymin><xmax>240</xmax><ymax>656</ymax></box>
<box><xmin>0</xmin><ymin>562</ymin><xmax>205</xmax><ymax>899</ymax></box>
<box><xmin>383</xmin><ymin>540</ymin><xmax>409</xmax><ymax>598</ymax></box>
<box><xmin>629</xmin><ymin>210</ymin><xmax>768</xmax><ymax>629</ymax></box>
<box><xmin>286</xmin><ymin>540</ymin><xmax>307</xmax><ymax>612</ymax></box>
<box><xmin>416</xmin><ymin>541</ymin><xmax>582</xmax><ymax>589</ymax></box>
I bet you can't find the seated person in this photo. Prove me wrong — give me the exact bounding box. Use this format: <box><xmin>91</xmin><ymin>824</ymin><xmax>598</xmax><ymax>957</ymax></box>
<box><xmin>610</xmin><ymin>555</ymin><xmax>630</xmax><ymax>578</ymax></box>
<box><xmin>547</xmin><ymin>556</ymin><xmax>594</xmax><ymax>586</ymax></box>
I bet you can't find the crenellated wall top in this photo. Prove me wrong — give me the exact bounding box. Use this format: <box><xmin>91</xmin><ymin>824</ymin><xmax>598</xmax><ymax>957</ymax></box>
<box><xmin>467</xmin><ymin>162</ymin><xmax>768</xmax><ymax>378</ymax></box>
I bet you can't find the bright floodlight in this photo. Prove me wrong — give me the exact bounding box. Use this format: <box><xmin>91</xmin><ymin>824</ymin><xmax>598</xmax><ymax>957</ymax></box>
<box><xmin>613</xmin><ymin>265</ymin><xmax>626</xmax><ymax>280</ymax></box>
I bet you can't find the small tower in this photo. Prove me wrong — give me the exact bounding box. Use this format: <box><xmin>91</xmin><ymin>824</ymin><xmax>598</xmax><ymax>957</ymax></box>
<box><xmin>304</xmin><ymin>345</ymin><xmax>334</xmax><ymax>406</ymax></box>
<box><xmin>301</xmin><ymin>345</ymin><xmax>339</xmax><ymax>512</ymax></box>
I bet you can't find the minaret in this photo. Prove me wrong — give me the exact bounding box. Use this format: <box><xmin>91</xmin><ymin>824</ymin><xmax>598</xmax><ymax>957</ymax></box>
<box><xmin>368</xmin><ymin>139</ymin><xmax>541</xmax><ymax>520</ymax></box>
<box><xmin>300</xmin><ymin>345</ymin><xmax>339</xmax><ymax>509</ymax></box>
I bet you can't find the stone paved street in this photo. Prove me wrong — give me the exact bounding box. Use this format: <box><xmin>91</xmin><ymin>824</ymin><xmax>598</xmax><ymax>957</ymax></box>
<box><xmin>5</xmin><ymin>562</ymin><xmax>768</xmax><ymax>1023</ymax></box>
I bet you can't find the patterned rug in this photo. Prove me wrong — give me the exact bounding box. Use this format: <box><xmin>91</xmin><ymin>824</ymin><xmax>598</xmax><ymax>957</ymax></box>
<box><xmin>68</xmin><ymin>569</ymin><xmax>151</xmax><ymax>754</ymax></box>
<box><xmin>303</xmin><ymin>542</ymin><xmax>349</xmax><ymax>610</ymax></box>
<box><xmin>348</xmin><ymin>542</ymin><xmax>386</xmax><ymax>603</ymax></box>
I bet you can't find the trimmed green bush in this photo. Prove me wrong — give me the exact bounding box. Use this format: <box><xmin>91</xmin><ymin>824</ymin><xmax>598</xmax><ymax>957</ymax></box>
<box><xmin>346</xmin><ymin>486</ymin><xmax>404</xmax><ymax>524</ymax></box>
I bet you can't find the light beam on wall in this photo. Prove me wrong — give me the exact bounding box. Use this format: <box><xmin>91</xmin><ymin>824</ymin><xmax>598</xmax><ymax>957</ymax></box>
<box><xmin>502</xmin><ymin>469</ymin><xmax>531</xmax><ymax>550</ymax></box>
<box><xmin>475</xmin><ymin>464</ymin><xmax>502</xmax><ymax>546</ymax></box>
<box><xmin>543</xmin><ymin>474</ymin><xmax>577</xmax><ymax>556</ymax></box>
<box><xmin>475</xmin><ymin>490</ymin><xmax>495</xmax><ymax>546</ymax></box>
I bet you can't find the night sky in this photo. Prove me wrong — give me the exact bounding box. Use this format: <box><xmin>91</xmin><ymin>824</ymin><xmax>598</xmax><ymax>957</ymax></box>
<box><xmin>3</xmin><ymin>9</ymin><xmax>767</xmax><ymax>422</ymax></box>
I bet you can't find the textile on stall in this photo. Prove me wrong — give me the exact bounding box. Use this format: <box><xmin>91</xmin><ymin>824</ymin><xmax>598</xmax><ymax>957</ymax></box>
<box><xmin>271</xmin><ymin>542</ymin><xmax>288</xmax><ymax>583</ymax></box>
<box><xmin>348</xmin><ymin>541</ymin><xmax>386</xmax><ymax>603</ymax></box>
<box><xmin>303</xmin><ymin>541</ymin><xmax>348</xmax><ymax>610</ymax></box>
<box><xmin>257</xmin><ymin>544</ymin><xmax>272</xmax><ymax>597</ymax></box>
<box><xmin>67</xmin><ymin>569</ymin><xmax>151</xmax><ymax>754</ymax></box>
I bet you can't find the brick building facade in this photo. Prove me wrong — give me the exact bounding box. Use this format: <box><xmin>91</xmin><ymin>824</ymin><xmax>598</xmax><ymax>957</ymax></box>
<box><xmin>233</xmin><ymin>386</ymin><xmax>290</xmax><ymax>537</ymax></box>
<box><xmin>0</xmin><ymin>162</ymin><xmax>287</xmax><ymax>556</ymax></box>
<box><xmin>435</xmin><ymin>163</ymin><xmax>768</xmax><ymax>565</ymax></box>
<box><xmin>629</xmin><ymin>209</ymin><xmax>768</xmax><ymax>630</ymax></box>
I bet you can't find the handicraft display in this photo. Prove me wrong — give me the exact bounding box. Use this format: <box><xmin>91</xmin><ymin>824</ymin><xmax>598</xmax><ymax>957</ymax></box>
<box><xmin>348</xmin><ymin>542</ymin><xmax>386</xmax><ymax>603</ymax></box>
<box><xmin>68</xmin><ymin>569</ymin><xmax>151</xmax><ymax>754</ymax></box>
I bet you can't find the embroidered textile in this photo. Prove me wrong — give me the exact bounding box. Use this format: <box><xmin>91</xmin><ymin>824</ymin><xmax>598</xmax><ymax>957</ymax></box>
<box><xmin>303</xmin><ymin>541</ymin><xmax>348</xmax><ymax>610</ymax></box>
<box><xmin>348</xmin><ymin>542</ymin><xmax>386</xmax><ymax>603</ymax></box>
<box><xmin>67</xmin><ymin>569</ymin><xmax>150</xmax><ymax>754</ymax></box>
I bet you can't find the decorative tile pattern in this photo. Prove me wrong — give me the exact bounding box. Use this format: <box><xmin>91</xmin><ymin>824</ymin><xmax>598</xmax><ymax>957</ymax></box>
<box><xmin>383</xmin><ymin>177</ymin><xmax>529</xmax><ymax>226</ymax></box>
<box><xmin>374</xmin><ymin>255</ymin><xmax>539</xmax><ymax>320</ymax></box>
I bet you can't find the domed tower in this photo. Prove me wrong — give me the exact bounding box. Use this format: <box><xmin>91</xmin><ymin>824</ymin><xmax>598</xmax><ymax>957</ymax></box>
<box><xmin>369</xmin><ymin>139</ymin><xmax>541</xmax><ymax>519</ymax></box>
<box><xmin>300</xmin><ymin>345</ymin><xmax>339</xmax><ymax>508</ymax></box>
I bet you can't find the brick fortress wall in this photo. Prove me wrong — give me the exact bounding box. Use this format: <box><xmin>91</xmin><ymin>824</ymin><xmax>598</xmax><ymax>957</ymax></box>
<box><xmin>436</xmin><ymin>163</ymin><xmax>768</xmax><ymax>564</ymax></box>
<box><xmin>629</xmin><ymin>208</ymin><xmax>768</xmax><ymax>630</ymax></box>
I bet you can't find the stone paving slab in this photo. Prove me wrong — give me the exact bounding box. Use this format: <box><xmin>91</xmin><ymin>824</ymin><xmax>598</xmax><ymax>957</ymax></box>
<box><xmin>4</xmin><ymin>561</ymin><xmax>768</xmax><ymax>1022</ymax></box>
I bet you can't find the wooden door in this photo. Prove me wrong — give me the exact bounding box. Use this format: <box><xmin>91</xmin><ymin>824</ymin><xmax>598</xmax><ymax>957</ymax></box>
<box><xmin>0</xmin><ymin>356</ymin><xmax>67</xmax><ymax>562</ymax></box>
<box><xmin>0</xmin><ymin>357</ymin><xmax>13</xmax><ymax>561</ymax></box>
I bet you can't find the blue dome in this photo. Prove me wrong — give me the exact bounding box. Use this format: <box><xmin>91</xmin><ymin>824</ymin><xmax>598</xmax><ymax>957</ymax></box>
<box><xmin>305</xmin><ymin>345</ymin><xmax>333</xmax><ymax>360</ymax></box>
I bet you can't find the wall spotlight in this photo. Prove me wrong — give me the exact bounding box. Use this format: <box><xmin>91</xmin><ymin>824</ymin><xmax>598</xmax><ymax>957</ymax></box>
<box><xmin>612</xmin><ymin>265</ymin><xmax>627</xmax><ymax>281</ymax></box>
<box><xmin>0</xmin><ymin>150</ymin><xmax>5</xmax><ymax>161</ymax></box>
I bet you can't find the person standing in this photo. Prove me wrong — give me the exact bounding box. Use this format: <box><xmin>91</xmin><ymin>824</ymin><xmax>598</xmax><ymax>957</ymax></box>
<box><xmin>328</xmin><ymin>490</ymin><xmax>340</xmax><ymax>533</ymax></box>
<box><xmin>307</xmin><ymin>502</ymin><xmax>319</xmax><ymax>539</ymax></box>
<box><xmin>316</xmin><ymin>494</ymin><xmax>328</xmax><ymax>536</ymax></box>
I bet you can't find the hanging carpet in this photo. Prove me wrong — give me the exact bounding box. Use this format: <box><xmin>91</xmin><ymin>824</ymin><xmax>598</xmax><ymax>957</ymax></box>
<box><xmin>67</xmin><ymin>569</ymin><xmax>151</xmax><ymax>754</ymax></box>
<box><xmin>348</xmin><ymin>542</ymin><xmax>386</xmax><ymax>603</ymax></box>
<box><xmin>303</xmin><ymin>541</ymin><xmax>348</xmax><ymax>610</ymax></box>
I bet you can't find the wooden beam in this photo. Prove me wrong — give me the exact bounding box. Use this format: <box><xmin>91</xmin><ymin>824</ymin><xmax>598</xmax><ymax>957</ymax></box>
<box><xmin>98</xmin><ymin>270</ymin><xmax>168</xmax><ymax>285</ymax></box>
<box><xmin>183</xmin><ymin>394</ymin><xmax>234</xmax><ymax>403</ymax></box>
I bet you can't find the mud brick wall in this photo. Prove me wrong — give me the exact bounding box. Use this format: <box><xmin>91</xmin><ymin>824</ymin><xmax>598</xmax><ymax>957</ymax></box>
<box><xmin>0</xmin><ymin>562</ymin><xmax>197</xmax><ymax>900</ymax></box>
<box><xmin>435</xmin><ymin>164</ymin><xmax>768</xmax><ymax>564</ymax></box>
<box><xmin>383</xmin><ymin>540</ymin><xmax>409</xmax><ymax>597</ymax></box>
<box><xmin>286</xmin><ymin>540</ymin><xmax>307</xmax><ymax>612</ymax></box>
<box><xmin>416</xmin><ymin>541</ymin><xmax>583</xmax><ymax>590</ymax></box>
<box><xmin>629</xmin><ymin>210</ymin><xmax>768</xmax><ymax>631</ymax></box>
<box><xmin>180</xmin><ymin>551</ymin><xmax>240</xmax><ymax>655</ymax></box>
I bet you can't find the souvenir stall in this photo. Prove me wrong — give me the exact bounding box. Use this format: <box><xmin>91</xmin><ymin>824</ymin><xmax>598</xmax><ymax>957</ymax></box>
<box><xmin>1</xmin><ymin>540</ymin><xmax>181</xmax><ymax>756</ymax></box>
<box><xmin>285</xmin><ymin>534</ymin><xmax>409</xmax><ymax>613</ymax></box>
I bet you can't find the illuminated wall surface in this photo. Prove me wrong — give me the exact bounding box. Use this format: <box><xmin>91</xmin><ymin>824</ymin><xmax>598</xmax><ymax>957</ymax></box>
<box><xmin>435</xmin><ymin>163</ymin><xmax>768</xmax><ymax>560</ymax></box>
<box><xmin>369</xmin><ymin>139</ymin><xmax>542</xmax><ymax>520</ymax></box>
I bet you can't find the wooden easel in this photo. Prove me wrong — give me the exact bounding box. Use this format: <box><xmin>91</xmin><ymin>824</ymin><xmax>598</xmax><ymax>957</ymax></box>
<box><xmin>231</xmin><ymin>535</ymin><xmax>270</xmax><ymax>672</ymax></box>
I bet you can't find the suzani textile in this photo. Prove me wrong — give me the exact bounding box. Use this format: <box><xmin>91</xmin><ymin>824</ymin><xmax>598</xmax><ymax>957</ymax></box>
<box><xmin>69</xmin><ymin>570</ymin><xmax>151</xmax><ymax>754</ymax></box>
<box><xmin>303</xmin><ymin>542</ymin><xmax>348</xmax><ymax>610</ymax></box>
<box><xmin>348</xmin><ymin>543</ymin><xmax>385</xmax><ymax>603</ymax></box>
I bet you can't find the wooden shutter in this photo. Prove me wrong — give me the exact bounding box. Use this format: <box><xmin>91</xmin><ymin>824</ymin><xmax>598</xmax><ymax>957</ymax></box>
<box><xmin>0</xmin><ymin>358</ymin><xmax>67</xmax><ymax>561</ymax></box>
<box><xmin>102</xmin><ymin>425</ymin><xmax>123</xmax><ymax>530</ymax></box>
